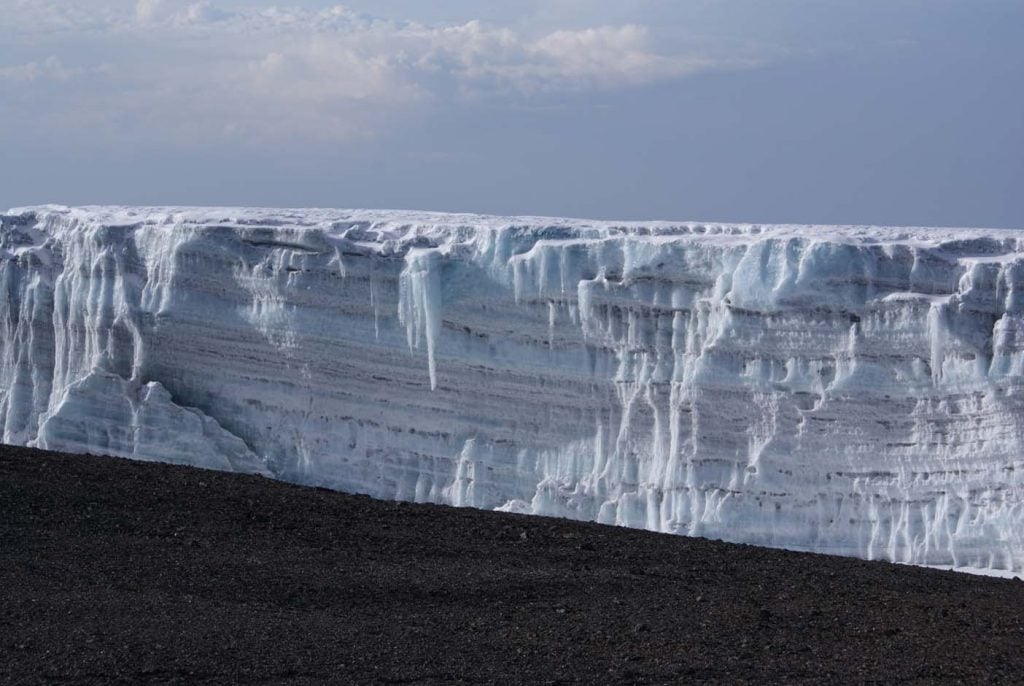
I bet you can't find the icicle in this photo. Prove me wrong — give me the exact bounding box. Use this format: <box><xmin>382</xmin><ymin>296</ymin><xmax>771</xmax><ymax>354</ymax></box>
<box><xmin>398</xmin><ymin>248</ymin><xmax>443</xmax><ymax>390</ymax></box>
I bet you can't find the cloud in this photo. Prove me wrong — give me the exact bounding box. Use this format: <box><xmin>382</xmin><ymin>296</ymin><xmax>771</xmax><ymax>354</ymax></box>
<box><xmin>1</xmin><ymin>1</ymin><xmax>757</xmax><ymax>145</ymax></box>
<box><xmin>462</xmin><ymin>24</ymin><xmax>711</xmax><ymax>93</ymax></box>
<box><xmin>0</xmin><ymin>56</ymin><xmax>102</xmax><ymax>82</ymax></box>
<box><xmin>133</xmin><ymin>0</ymin><xmax>232</xmax><ymax>26</ymax></box>
<box><xmin>134</xmin><ymin>0</ymin><xmax>161</xmax><ymax>24</ymax></box>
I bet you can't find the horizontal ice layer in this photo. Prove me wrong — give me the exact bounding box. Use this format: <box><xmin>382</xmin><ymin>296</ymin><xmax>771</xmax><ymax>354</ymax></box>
<box><xmin>3</xmin><ymin>205</ymin><xmax>1024</xmax><ymax>572</ymax></box>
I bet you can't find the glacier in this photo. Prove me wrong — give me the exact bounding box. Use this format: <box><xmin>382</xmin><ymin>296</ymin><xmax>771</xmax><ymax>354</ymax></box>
<box><xmin>3</xmin><ymin>205</ymin><xmax>1024</xmax><ymax>572</ymax></box>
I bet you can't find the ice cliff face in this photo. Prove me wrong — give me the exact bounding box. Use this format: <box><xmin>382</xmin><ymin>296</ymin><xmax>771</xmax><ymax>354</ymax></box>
<box><xmin>4</xmin><ymin>205</ymin><xmax>1024</xmax><ymax>571</ymax></box>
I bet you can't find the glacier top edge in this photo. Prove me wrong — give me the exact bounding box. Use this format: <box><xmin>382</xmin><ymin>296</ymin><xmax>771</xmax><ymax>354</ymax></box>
<box><xmin>5</xmin><ymin>204</ymin><xmax>1023</xmax><ymax>248</ymax></box>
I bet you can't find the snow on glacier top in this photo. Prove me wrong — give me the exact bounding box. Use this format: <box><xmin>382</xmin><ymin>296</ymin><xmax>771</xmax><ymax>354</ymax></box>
<box><xmin>6</xmin><ymin>205</ymin><xmax>1022</xmax><ymax>251</ymax></box>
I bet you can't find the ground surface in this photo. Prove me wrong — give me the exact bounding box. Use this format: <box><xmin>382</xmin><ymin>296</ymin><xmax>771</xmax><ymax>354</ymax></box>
<box><xmin>3</xmin><ymin>445</ymin><xmax>1024</xmax><ymax>684</ymax></box>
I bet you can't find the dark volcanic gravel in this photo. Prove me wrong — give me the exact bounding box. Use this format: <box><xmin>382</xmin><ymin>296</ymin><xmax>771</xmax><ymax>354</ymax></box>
<box><xmin>3</xmin><ymin>445</ymin><xmax>1024</xmax><ymax>684</ymax></box>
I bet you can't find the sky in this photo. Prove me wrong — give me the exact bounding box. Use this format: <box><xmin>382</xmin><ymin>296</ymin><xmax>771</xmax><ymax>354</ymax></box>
<box><xmin>1</xmin><ymin>0</ymin><xmax>1022</xmax><ymax>227</ymax></box>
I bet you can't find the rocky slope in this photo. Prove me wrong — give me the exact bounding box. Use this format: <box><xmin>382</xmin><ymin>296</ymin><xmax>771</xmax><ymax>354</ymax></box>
<box><xmin>3</xmin><ymin>446</ymin><xmax>1024</xmax><ymax>684</ymax></box>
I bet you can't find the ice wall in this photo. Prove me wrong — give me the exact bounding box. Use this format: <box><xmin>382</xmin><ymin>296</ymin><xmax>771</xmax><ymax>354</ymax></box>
<box><xmin>4</xmin><ymin>205</ymin><xmax>1024</xmax><ymax>572</ymax></box>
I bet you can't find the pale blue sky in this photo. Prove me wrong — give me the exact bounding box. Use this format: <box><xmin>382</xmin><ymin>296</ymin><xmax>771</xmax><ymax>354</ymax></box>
<box><xmin>2</xmin><ymin>0</ymin><xmax>1022</xmax><ymax>227</ymax></box>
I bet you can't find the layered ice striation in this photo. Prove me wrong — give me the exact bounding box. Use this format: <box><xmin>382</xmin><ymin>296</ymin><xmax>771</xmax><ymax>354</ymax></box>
<box><xmin>4</xmin><ymin>205</ymin><xmax>1024</xmax><ymax>572</ymax></box>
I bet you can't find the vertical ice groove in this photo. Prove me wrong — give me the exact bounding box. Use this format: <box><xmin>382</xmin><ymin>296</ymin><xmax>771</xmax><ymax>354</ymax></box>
<box><xmin>928</xmin><ymin>300</ymin><xmax>947</xmax><ymax>385</ymax></box>
<box><xmin>369</xmin><ymin>271</ymin><xmax>380</xmax><ymax>341</ymax></box>
<box><xmin>547</xmin><ymin>300</ymin><xmax>557</xmax><ymax>349</ymax></box>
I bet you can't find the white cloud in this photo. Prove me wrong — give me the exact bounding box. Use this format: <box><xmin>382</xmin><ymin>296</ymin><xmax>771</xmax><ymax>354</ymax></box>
<box><xmin>460</xmin><ymin>24</ymin><xmax>710</xmax><ymax>93</ymax></box>
<box><xmin>134</xmin><ymin>0</ymin><xmax>161</xmax><ymax>24</ymax></box>
<box><xmin>1</xmin><ymin>1</ymin><xmax>757</xmax><ymax>145</ymax></box>
<box><xmin>0</xmin><ymin>56</ymin><xmax>102</xmax><ymax>82</ymax></box>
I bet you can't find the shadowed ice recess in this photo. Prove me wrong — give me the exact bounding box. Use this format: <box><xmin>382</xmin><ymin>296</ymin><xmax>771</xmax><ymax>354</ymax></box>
<box><xmin>3</xmin><ymin>206</ymin><xmax>1024</xmax><ymax>573</ymax></box>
